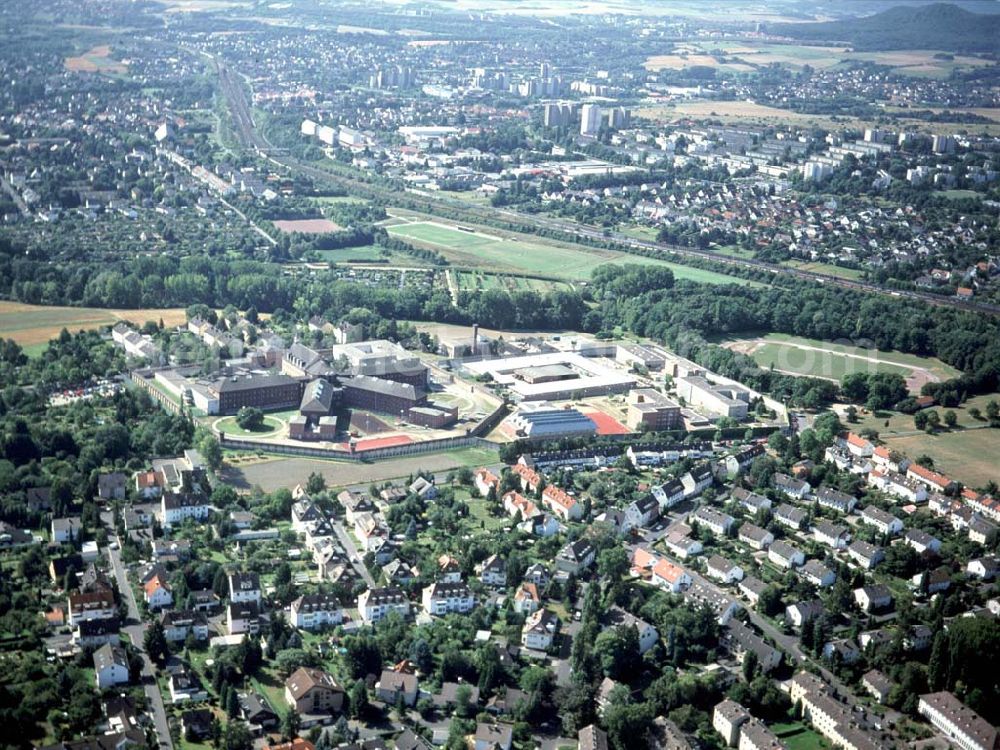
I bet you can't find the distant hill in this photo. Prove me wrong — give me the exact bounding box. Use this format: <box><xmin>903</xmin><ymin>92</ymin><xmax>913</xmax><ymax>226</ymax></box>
<box><xmin>773</xmin><ymin>3</ymin><xmax>1000</xmax><ymax>54</ymax></box>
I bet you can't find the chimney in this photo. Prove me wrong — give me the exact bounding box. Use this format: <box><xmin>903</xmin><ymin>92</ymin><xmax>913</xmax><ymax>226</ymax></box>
<box><xmin>472</xmin><ymin>323</ymin><xmax>479</xmax><ymax>354</ymax></box>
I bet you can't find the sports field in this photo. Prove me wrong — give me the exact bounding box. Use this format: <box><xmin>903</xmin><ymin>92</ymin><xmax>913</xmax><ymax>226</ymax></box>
<box><xmin>723</xmin><ymin>332</ymin><xmax>960</xmax><ymax>390</ymax></box>
<box><xmin>0</xmin><ymin>301</ymin><xmax>187</xmax><ymax>349</ymax></box>
<box><xmin>387</xmin><ymin>219</ymin><xmax>759</xmax><ymax>285</ymax></box>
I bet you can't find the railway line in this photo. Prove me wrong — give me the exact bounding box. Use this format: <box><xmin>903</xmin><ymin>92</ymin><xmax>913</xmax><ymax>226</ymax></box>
<box><xmin>214</xmin><ymin>58</ymin><xmax>1000</xmax><ymax>318</ymax></box>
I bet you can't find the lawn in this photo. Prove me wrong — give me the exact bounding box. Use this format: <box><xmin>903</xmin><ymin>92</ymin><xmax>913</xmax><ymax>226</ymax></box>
<box><xmin>845</xmin><ymin>392</ymin><xmax>1000</xmax><ymax>437</ymax></box>
<box><xmin>387</xmin><ymin>219</ymin><xmax>760</xmax><ymax>285</ymax></box>
<box><xmin>318</xmin><ymin>245</ymin><xmax>401</xmax><ymax>263</ymax></box>
<box><xmin>772</xmin><ymin>721</ymin><xmax>828</xmax><ymax>750</ymax></box>
<box><xmin>882</xmin><ymin>428</ymin><xmax>1000</xmax><ymax>489</ymax></box>
<box><xmin>0</xmin><ymin>300</ymin><xmax>187</xmax><ymax>348</ymax></box>
<box><xmin>215</xmin><ymin>415</ymin><xmax>283</xmax><ymax>436</ymax></box>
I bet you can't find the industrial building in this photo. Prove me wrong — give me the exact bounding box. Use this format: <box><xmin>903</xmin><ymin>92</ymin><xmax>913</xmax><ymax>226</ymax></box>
<box><xmin>506</xmin><ymin>402</ymin><xmax>597</xmax><ymax>439</ymax></box>
<box><xmin>464</xmin><ymin>352</ymin><xmax>634</xmax><ymax>402</ymax></box>
<box><xmin>675</xmin><ymin>376</ymin><xmax>751</xmax><ymax>419</ymax></box>
<box><xmin>626</xmin><ymin>389</ymin><xmax>682</xmax><ymax>432</ymax></box>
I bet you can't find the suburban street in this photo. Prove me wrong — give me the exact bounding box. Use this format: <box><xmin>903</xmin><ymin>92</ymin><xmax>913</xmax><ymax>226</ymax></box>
<box><xmin>331</xmin><ymin>521</ymin><xmax>376</xmax><ymax>588</ymax></box>
<box><xmin>108</xmin><ymin>541</ymin><xmax>174</xmax><ymax>750</ymax></box>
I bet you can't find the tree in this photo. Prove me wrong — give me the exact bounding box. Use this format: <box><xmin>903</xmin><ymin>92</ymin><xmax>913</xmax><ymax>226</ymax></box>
<box><xmin>143</xmin><ymin>620</ymin><xmax>170</xmax><ymax>665</ymax></box>
<box><xmin>943</xmin><ymin>410</ymin><xmax>957</xmax><ymax>428</ymax></box>
<box><xmin>281</xmin><ymin>709</ymin><xmax>300</xmax><ymax>740</ymax></box>
<box><xmin>348</xmin><ymin>679</ymin><xmax>368</xmax><ymax>719</ymax></box>
<box><xmin>913</xmin><ymin>411</ymin><xmax>928</xmax><ymax>431</ymax></box>
<box><xmin>742</xmin><ymin>650</ymin><xmax>759</xmax><ymax>682</ymax></box>
<box><xmin>199</xmin><ymin>433</ymin><xmax>223</xmax><ymax>470</ymax></box>
<box><xmin>223</xmin><ymin>720</ymin><xmax>252</xmax><ymax>750</ymax></box>
<box><xmin>597</xmin><ymin>547</ymin><xmax>629</xmax><ymax>584</ymax></box>
<box><xmin>235</xmin><ymin>407</ymin><xmax>264</xmax><ymax>431</ymax></box>
<box><xmin>305</xmin><ymin>472</ymin><xmax>326</xmax><ymax>495</ymax></box>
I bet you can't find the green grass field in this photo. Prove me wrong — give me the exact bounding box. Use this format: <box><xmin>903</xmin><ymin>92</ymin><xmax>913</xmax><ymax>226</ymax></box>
<box><xmin>318</xmin><ymin>245</ymin><xmax>391</xmax><ymax>263</ymax></box>
<box><xmin>771</xmin><ymin>721</ymin><xmax>827</xmax><ymax>750</ymax></box>
<box><xmin>726</xmin><ymin>332</ymin><xmax>960</xmax><ymax>383</ymax></box>
<box><xmin>884</xmin><ymin>428</ymin><xmax>1000</xmax><ymax>489</ymax></box>
<box><xmin>215</xmin><ymin>415</ymin><xmax>283</xmax><ymax>436</ymax></box>
<box><xmin>783</xmin><ymin>260</ymin><xmax>864</xmax><ymax>280</ymax></box>
<box><xmin>388</xmin><ymin>219</ymin><xmax>760</xmax><ymax>285</ymax></box>
<box><xmin>752</xmin><ymin>341</ymin><xmax>912</xmax><ymax>381</ymax></box>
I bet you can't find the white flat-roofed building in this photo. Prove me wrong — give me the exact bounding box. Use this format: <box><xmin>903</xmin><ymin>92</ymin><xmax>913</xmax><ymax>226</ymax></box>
<box><xmin>675</xmin><ymin>376</ymin><xmax>751</xmax><ymax>419</ymax></box>
<box><xmin>713</xmin><ymin>699</ymin><xmax>750</xmax><ymax>747</ymax></box>
<box><xmin>463</xmin><ymin>351</ymin><xmax>635</xmax><ymax>401</ymax></box>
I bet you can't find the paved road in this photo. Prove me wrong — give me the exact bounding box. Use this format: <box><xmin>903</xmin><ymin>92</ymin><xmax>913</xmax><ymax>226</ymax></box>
<box><xmin>108</xmin><ymin>542</ymin><xmax>174</xmax><ymax>750</ymax></box>
<box><xmin>331</xmin><ymin>521</ymin><xmax>376</xmax><ymax>588</ymax></box>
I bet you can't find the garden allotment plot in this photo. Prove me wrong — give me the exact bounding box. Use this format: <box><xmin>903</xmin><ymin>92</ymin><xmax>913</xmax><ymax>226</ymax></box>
<box><xmin>387</xmin><ymin>218</ymin><xmax>760</xmax><ymax>285</ymax></box>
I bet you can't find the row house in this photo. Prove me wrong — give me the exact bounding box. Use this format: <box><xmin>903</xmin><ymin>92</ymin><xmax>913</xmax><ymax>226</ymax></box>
<box><xmin>859</xmin><ymin>506</ymin><xmax>903</xmax><ymax>536</ymax></box>
<box><xmin>706</xmin><ymin>555</ymin><xmax>744</xmax><ymax>585</ymax></box>
<box><xmin>773</xmin><ymin>473</ymin><xmax>810</xmax><ymax>500</ymax></box>
<box><xmin>814</xmin><ymin>520</ymin><xmax>849</xmax><ymax>549</ymax></box>
<box><xmin>815</xmin><ymin>488</ymin><xmax>857</xmax><ymax>514</ymax></box>
<box><xmin>503</xmin><ymin>491</ymin><xmax>539</xmax><ymax>520</ymax></box>
<box><xmin>543</xmin><ymin>486</ymin><xmax>583</xmax><ymax>522</ymax></box>
<box><xmin>691</xmin><ymin>507</ymin><xmax>735</xmax><ymax>537</ymax></box>
<box><xmin>774</xmin><ymin>503</ymin><xmax>808</xmax><ymax>530</ymax></box>
<box><xmin>652</xmin><ymin>479</ymin><xmax>686</xmax><ymax>511</ymax></box>
<box><xmin>907</xmin><ymin>464</ymin><xmax>956</xmax><ymax>494</ymax></box>
<box><xmin>769</xmin><ymin>540</ymin><xmax>805</xmax><ymax>569</ymax></box>
<box><xmin>731</xmin><ymin>487</ymin><xmax>771</xmax><ymax>514</ymax></box>
<box><xmin>868</xmin><ymin>470</ymin><xmax>927</xmax><ymax>503</ymax></box>
<box><xmin>738</xmin><ymin>522</ymin><xmax>774</xmax><ymax>550</ymax></box>
<box><xmin>624</xmin><ymin>495</ymin><xmax>660</xmax><ymax>531</ymax></box>
<box><xmin>848</xmin><ymin>540</ymin><xmax>885</xmax><ymax>570</ymax></box>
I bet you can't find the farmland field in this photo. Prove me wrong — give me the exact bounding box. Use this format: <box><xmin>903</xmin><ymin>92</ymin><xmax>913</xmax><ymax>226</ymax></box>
<box><xmin>0</xmin><ymin>301</ymin><xmax>187</xmax><ymax>348</ymax></box>
<box><xmin>386</xmin><ymin>218</ymin><xmax>760</xmax><ymax>286</ymax></box>
<box><xmin>273</xmin><ymin>218</ymin><xmax>342</xmax><ymax>234</ymax></box>
<box><xmin>453</xmin><ymin>270</ymin><xmax>572</xmax><ymax>294</ymax></box>
<box><xmin>722</xmin><ymin>332</ymin><xmax>960</xmax><ymax>390</ymax></box>
<box><xmin>64</xmin><ymin>45</ymin><xmax>127</xmax><ymax>74</ymax></box>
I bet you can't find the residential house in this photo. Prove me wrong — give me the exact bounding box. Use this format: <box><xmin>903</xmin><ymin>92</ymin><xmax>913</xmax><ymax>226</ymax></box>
<box><xmin>513</xmin><ymin>583</ymin><xmax>541</xmax><ymax>614</ymax></box>
<box><xmin>774</xmin><ymin>473</ymin><xmax>810</xmax><ymax>500</ymax></box>
<box><xmin>227</xmin><ymin>601</ymin><xmax>260</xmax><ymax>635</ymax></box>
<box><xmin>907</xmin><ymin>465</ymin><xmax>955</xmax><ymax>494</ymax></box>
<box><xmin>786</xmin><ymin>600</ymin><xmax>824</xmax><ymax>630</ymax></box>
<box><xmin>664</xmin><ymin>526</ymin><xmax>703</xmax><ymax>559</ymax></box>
<box><xmin>967</xmin><ymin>555</ymin><xmax>999</xmax><ymax>581</ymax></box>
<box><xmin>681</xmin><ymin>464</ymin><xmax>714</xmax><ymax>498</ymax></box>
<box><xmin>768</xmin><ymin>540</ymin><xmax>805</xmax><ymax>569</ymax></box>
<box><xmin>228</xmin><ymin>572</ymin><xmax>262</xmax><ymax>604</ymax></box>
<box><xmin>478</xmin><ymin>554</ymin><xmax>507</xmax><ymax>587</ymax></box>
<box><xmin>859</xmin><ymin>506</ymin><xmax>903</xmax><ymax>536</ymax></box>
<box><xmin>905</xmin><ymin>529</ymin><xmax>941</xmax><ymax>554</ymax></box>
<box><xmin>774</xmin><ymin>504</ymin><xmax>807</xmax><ymax>530</ymax></box>
<box><xmin>800</xmin><ymin>560</ymin><xmax>836</xmax><ymax>588</ymax></box>
<box><xmin>542</xmin><ymin>486</ymin><xmax>582</xmax><ymax>522</ymax></box>
<box><xmin>161</xmin><ymin>493</ymin><xmax>210</xmax><ymax>529</ymax></box>
<box><xmin>168</xmin><ymin>666</ymin><xmax>207</xmax><ymax>703</ymax></box>
<box><xmin>738</xmin><ymin>576</ymin><xmax>768</xmax><ymax>607</ymax></box>
<box><xmin>862</xmin><ymin>670</ymin><xmax>892</xmax><ymax>704</ymax></box>
<box><xmin>652</xmin><ymin>479</ymin><xmax>686</xmax><ymax>511</ymax></box>
<box><xmin>815</xmin><ymin>488</ymin><xmax>857</xmax><ymax>514</ymax></box>
<box><xmin>738</xmin><ymin>719</ymin><xmax>786</xmax><ymax>750</ymax></box>
<box><xmin>94</xmin><ymin>644</ymin><xmax>129</xmax><ymax>689</ymax></box>
<box><xmin>68</xmin><ymin>589</ymin><xmax>116</xmax><ymax>626</ymax></box>
<box><xmin>144</xmin><ymin>576</ymin><xmax>173</xmax><ymax>610</ymax></box>
<box><xmin>357</xmin><ymin>587</ymin><xmax>410</xmax><ymax>623</ymax></box>
<box><xmin>375</xmin><ymin>668</ymin><xmax>419</xmax><ymax>707</ymax></box>
<box><xmin>52</xmin><ymin>517</ymin><xmax>82</xmax><ymax>544</ymax></box>
<box><xmin>691</xmin><ymin>507</ymin><xmax>735</xmax><ymax>537</ymax></box>
<box><xmin>579</xmin><ymin>725</ymin><xmax>609</xmax><ymax>750</ymax></box>
<box><xmin>409</xmin><ymin>476</ymin><xmax>437</xmax><ymax>500</ymax></box>
<box><xmin>474</xmin><ymin>469</ymin><xmax>500</xmax><ymax>497</ymax></box>
<box><xmin>813</xmin><ymin>520</ymin><xmax>849</xmax><ymax>549</ymax></box>
<box><xmin>848</xmin><ymin>540</ymin><xmax>884</xmax><ymax>570</ymax></box>
<box><xmin>474</xmin><ymin>723</ymin><xmax>512</xmax><ymax>750</ymax></box>
<box><xmin>605</xmin><ymin>606</ymin><xmax>659</xmax><ymax>654</ymax></box>
<box><xmin>555</xmin><ymin>539</ymin><xmax>596</xmax><ymax>574</ymax></box>
<box><xmin>284</xmin><ymin>667</ymin><xmax>345</xmax><ymax>716</ymax></box>
<box><xmin>422</xmin><ymin>581</ymin><xmax>475</xmax><ymax>616</ymax></box>
<box><xmin>713</xmin><ymin>699</ymin><xmax>751</xmax><ymax>747</ymax></box>
<box><xmin>737</xmin><ymin>523</ymin><xmax>774</xmax><ymax>550</ymax></box>
<box><xmin>74</xmin><ymin>617</ymin><xmax>120</xmax><ymax>648</ymax></box>
<box><xmin>823</xmin><ymin>638</ymin><xmax>861</xmax><ymax>665</ymax></box>
<box><xmin>731</xmin><ymin>487</ymin><xmax>771</xmax><ymax>514</ymax></box>
<box><xmin>437</xmin><ymin>554</ymin><xmax>463</xmax><ymax>583</ymax></box>
<box><xmin>97</xmin><ymin>473</ymin><xmax>127</xmax><ymax>501</ymax></box>
<box><xmin>854</xmin><ymin>585</ymin><xmax>892</xmax><ymax>613</ymax></box>
<box><xmin>706</xmin><ymin>555</ymin><xmax>744</xmax><ymax>585</ymax></box>
<box><xmin>290</xmin><ymin>594</ymin><xmax>343</xmax><ymax>631</ymax></box>
<box><xmin>160</xmin><ymin>610</ymin><xmax>209</xmax><ymax>643</ymax></box>
<box><xmin>522</xmin><ymin>609</ymin><xmax>559</xmax><ymax>650</ymax></box>
<box><xmin>624</xmin><ymin>495</ymin><xmax>660</xmax><ymax>531</ymax></box>
<box><xmin>239</xmin><ymin>693</ymin><xmax>278</xmax><ymax>734</ymax></box>
<box><xmin>726</xmin><ymin>620</ymin><xmax>782</xmax><ymax>674</ymax></box>
<box><xmin>652</xmin><ymin>559</ymin><xmax>691</xmax><ymax>592</ymax></box>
